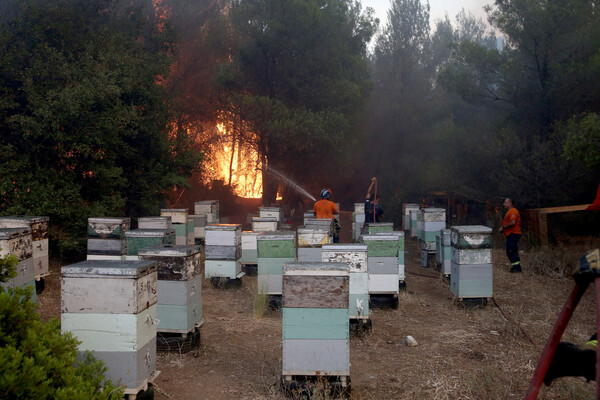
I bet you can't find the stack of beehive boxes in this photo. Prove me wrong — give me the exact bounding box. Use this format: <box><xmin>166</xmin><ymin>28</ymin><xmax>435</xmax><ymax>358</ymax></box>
<box><xmin>0</xmin><ymin>227</ymin><xmax>35</xmax><ymax>300</ymax></box>
<box><xmin>160</xmin><ymin>209</ymin><xmax>193</xmax><ymax>245</ymax></box>
<box><xmin>419</xmin><ymin>208</ymin><xmax>446</xmax><ymax>268</ymax></box>
<box><xmin>450</xmin><ymin>225</ymin><xmax>493</xmax><ymax>301</ymax></box>
<box><xmin>0</xmin><ymin>216</ymin><xmax>49</xmax><ymax>284</ymax></box>
<box><xmin>321</xmin><ymin>244</ymin><xmax>369</xmax><ymax>325</ymax></box>
<box><xmin>87</xmin><ymin>217</ymin><xmax>130</xmax><ymax>260</ymax></box>
<box><xmin>125</xmin><ymin>221</ymin><xmax>175</xmax><ymax>260</ymax></box>
<box><xmin>296</xmin><ymin>226</ymin><xmax>330</xmax><ymax>262</ymax></box>
<box><xmin>281</xmin><ymin>261</ymin><xmax>350</xmax><ymax>391</ymax></box>
<box><xmin>438</xmin><ymin>229</ymin><xmax>452</xmax><ymax>276</ymax></box>
<box><xmin>402</xmin><ymin>204</ymin><xmax>420</xmax><ymax>232</ymax></box>
<box><xmin>241</xmin><ymin>231</ymin><xmax>259</xmax><ymax>275</ymax></box>
<box><xmin>376</xmin><ymin>231</ymin><xmax>406</xmax><ymax>290</ymax></box>
<box><xmin>61</xmin><ymin>260</ymin><xmax>158</xmax><ymax>393</ymax></box>
<box><xmin>204</xmin><ymin>224</ymin><xmax>242</xmax><ymax>282</ymax></box>
<box><xmin>257</xmin><ymin>231</ymin><xmax>296</xmax><ymax>297</ymax></box>
<box><xmin>191</xmin><ymin>200</ymin><xmax>219</xmax><ymax>243</ymax></box>
<box><xmin>139</xmin><ymin>245</ymin><xmax>203</xmax><ymax>351</ymax></box>
<box><xmin>352</xmin><ymin>202</ymin><xmax>365</xmax><ymax>241</ymax></box>
<box><xmin>360</xmin><ymin>233</ymin><xmax>399</xmax><ymax>303</ymax></box>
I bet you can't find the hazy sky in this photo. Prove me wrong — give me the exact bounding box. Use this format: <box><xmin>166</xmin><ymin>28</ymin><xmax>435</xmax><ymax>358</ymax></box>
<box><xmin>362</xmin><ymin>0</ymin><xmax>492</xmax><ymax>27</ymax></box>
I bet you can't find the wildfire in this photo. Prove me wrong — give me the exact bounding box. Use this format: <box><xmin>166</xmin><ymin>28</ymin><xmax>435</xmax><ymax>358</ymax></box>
<box><xmin>205</xmin><ymin>122</ymin><xmax>263</xmax><ymax>199</ymax></box>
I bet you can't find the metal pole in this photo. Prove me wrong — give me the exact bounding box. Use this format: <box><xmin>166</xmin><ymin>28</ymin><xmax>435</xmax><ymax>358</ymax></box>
<box><xmin>525</xmin><ymin>280</ymin><xmax>590</xmax><ymax>399</ymax></box>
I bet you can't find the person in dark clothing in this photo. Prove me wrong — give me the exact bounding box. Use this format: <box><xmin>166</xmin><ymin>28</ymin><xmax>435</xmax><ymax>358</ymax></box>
<box><xmin>364</xmin><ymin>177</ymin><xmax>384</xmax><ymax>225</ymax></box>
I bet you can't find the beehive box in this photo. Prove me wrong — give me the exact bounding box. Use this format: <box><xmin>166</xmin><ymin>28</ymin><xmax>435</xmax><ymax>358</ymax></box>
<box><xmin>160</xmin><ymin>209</ymin><xmax>188</xmax><ymax>224</ymax></box>
<box><xmin>409</xmin><ymin>210</ymin><xmax>419</xmax><ymax>239</ymax></box>
<box><xmin>87</xmin><ymin>217</ymin><xmax>129</xmax><ymax>256</ymax></box>
<box><xmin>61</xmin><ymin>260</ymin><xmax>158</xmax><ymax>390</ymax></box>
<box><xmin>205</xmin><ymin>243</ymin><xmax>241</xmax><ymax>260</ymax></box>
<box><xmin>402</xmin><ymin>203</ymin><xmax>419</xmax><ymax>231</ymax></box>
<box><xmin>0</xmin><ymin>228</ymin><xmax>35</xmax><ymax>299</ymax></box>
<box><xmin>138</xmin><ymin>216</ymin><xmax>172</xmax><ymax>230</ymax></box>
<box><xmin>138</xmin><ymin>245</ymin><xmax>203</xmax><ymax>333</ymax></box>
<box><xmin>321</xmin><ymin>244</ymin><xmax>369</xmax><ymax>319</ymax></box>
<box><xmin>0</xmin><ymin>216</ymin><xmax>49</xmax><ymax>278</ymax></box>
<box><xmin>450</xmin><ymin>226</ymin><xmax>493</xmax><ymax>299</ymax></box>
<box><xmin>259</xmin><ymin>206</ymin><xmax>283</xmax><ymax>221</ymax></box>
<box><xmin>366</xmin><ymin>222</ymin><xmax>394</xmax><ymax>234</ymax></box>
<box><xmin>125</xmin><ymin>229</ymin><xmax>175</xmax><ymax>256</ymax></box>
<box><xmin>375</xmin><ymin>231</ymin><xmax>405</xmax><ymax>280</ymax></box>
<box><xmin>420</xmin><ymin>208</ymin><xmax>446</xmax><ymax>243</ymax></box>
<box><xmin>205</xmin><ymin>224</ymin><xmax>242</xmax><ymax>247</ymax></box>
<box><xmin>241</xmin><ymin>231</ymin><xmax>259</xmax><ymax>265</ymax></box>
<box><xmin>194</xmin><ymin>200</ymin><xmax>219</xmax><ymax>215</ymax></box>
<box><xmin>303</xmin><ymin>218</ymin><xmax>333</xmax><ymax>232</ymax></box>
<box><xmin>257</xmin><ymin>231</ymin><xmax>296</xmax><ymax>295</ymax></box>
<box><xmin>361</xmin><ymin>234</ymin><xmax>399</xmax><ymax>294</ymax></box>
<box><xmin>282</xmin><ymin>262</ymin><xmax>349</xmax><ymax>377</ymax></box>
<box><xmin>252</xmin><ymin>217</ymin><xmax>278</xmax><ymax>232</ymax></box>
<box><xmin>297</xmin><ymin>247</ymin><xmax>323</xmax><ymax>262</ymax></box>
<box><xmin>297</xmin><ymin>227</ymin><xmax>330</xmax><ymax>248</ymax></box>
<box><xmin>205</xmin><ymin>259</ymin><xmax>241</xmax><ymax>279</ymax></box>
<box><xmin>440</xmin><ymin>229</ymin><xmax>452</xmax><ymax>275</ymax></box>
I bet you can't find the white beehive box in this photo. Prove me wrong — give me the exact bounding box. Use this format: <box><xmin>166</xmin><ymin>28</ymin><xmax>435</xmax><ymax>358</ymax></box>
<box><xmin>409</xmin><ymin>210</ymin><xmax>419</xmax><ymax>239</ymax></box>
<box><xmin>257</xmin><ymin>231</ymin><xmax>296</xmax><ymax>295</ymax></box>
<box><xmin>450</xmin><ymin>225</ymin><xmax>493</xmax><ymax>299</ymax></box>
<box><xmin>138</xmin><ymin>216</ymin><xmax>172</xmax><ymax>230</ymax></box>
<box><xmin>259</xmin><ymin>207</ymin><xmax>283</xmax><ymax>221</ymax></box>
<box><xmin>0</xmin><ymin>228</ymin><xmax>35</xmax><ymax>297</ymax></box>
<box><xmin>252</xmin><ymin>217</ymin><xmax>278</xmax><ymax>232</ymax></box>
<box><xmin>402</xmin><ymin>203</ymin><xmax>419</xmax><ymax>231</ymax></box>
<box><xmin>61</xmin><ymin>260</ymin><xmax>158</xmax><ymax>390</ymax></box>
<box><xmin>0</xmin><ymin>216</ymin><xmax>49</xmax><ymax>279</ymax></box>
<box><xmin>160</xmin><ymin>209</ymin><xmax>188</xmax><ymax>224</ymax></box>
<box><xmin>87</xmin><ymin>217</ymin><xmax>130</xmax><ymax>256</ymax></box>
<box><xmin>282</xmin><ymin>262</ymin><xmax>350</xmax><ymax>379</ymax></box>
<box><xmin>205</xmin><ymin>259</ymin><xmax>241</xmax><ymax>279</ymax></box>
<box><xmin>205</xmin><ymin>224</ymin><xmax>242</xmax><ymax>247</ymax></box>
<box><xmin>297</xmin><ymin>227</ymin><xmax>330</xmax><ymax>248</ymax></box>
<box><xmin>241</xmin><ymin>231</ymin><xmax>259</xmax><ymax>264</ymax></box>
<box><xmin>194</xmin><ymin>200</ymin><xmax>219</xmax><ymax>215</ymax></box>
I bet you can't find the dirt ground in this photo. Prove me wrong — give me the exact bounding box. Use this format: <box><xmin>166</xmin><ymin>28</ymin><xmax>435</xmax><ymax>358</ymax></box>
<box><xmin>37</xmin><ymin>233</ymin><xmax>600</xmax><ymax>400</ymax></box>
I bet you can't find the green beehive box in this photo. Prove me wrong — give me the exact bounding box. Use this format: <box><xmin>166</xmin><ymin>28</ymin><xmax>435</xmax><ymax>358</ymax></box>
<box><xmin>257</xmin><ymin>232</ymin><xmax>296</xmax><ymax>258</ymax></box>
<box><xmin>366</xmin><ymin>222</ymin><xmax>394</xmax><ymax>234</ymax></box>
<box><xmin>125</xmin><ymin>229</ymin><xmax>175</xmax><ymax>256</ymax></box>
<box><xmin>360</xmin><ymin>234</ymin><xmax>398</xmax><ymax>257</ymax></box>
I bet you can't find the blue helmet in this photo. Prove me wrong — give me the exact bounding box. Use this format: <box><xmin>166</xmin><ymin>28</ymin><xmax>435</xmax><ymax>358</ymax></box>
<box><xmin>320</xmin><ymin>188</ymin><xmax>331</xmax><ymax>199</ymax></box>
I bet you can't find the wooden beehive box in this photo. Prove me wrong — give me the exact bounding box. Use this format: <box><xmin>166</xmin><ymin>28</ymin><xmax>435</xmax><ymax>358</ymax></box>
<box><xmin>252</xmin><ymin>217</ymin><xmax>278</xmax><ymax>232</ymax></box>
<box><xmin>0</xmin><ymin>228</ymin><xmax>35</xmax><ymax>296</ymax></box>
<box><xmin>450</xmin><ymin>225</ymin><xmax>493</xmax><ymax>299</ymax></box>
<box><xmin>257</xmin><ymin>231</ymin><xmax>296</xmax><ymax>295</ymax></box>
<box><xmin>87</xmin><ymin>217</ymin><xmax>129</xmax><ymax>256</ymax></box>
<box><xmin>189</xmin><ymin>214</ymin><xmax>207</xmax><ymax>242</ymax></box>
<box><xmin>366</xmin><ymin>222</ymin><xmax>393</xmax><ymax>234</ymax></box>
<box><xmin>61</xmin><ymin>260</ymin><xmax>157</xmax><ymax>390</ymax></box>
<box><xmin>282</xmin><ymin>262</ymin><xmax>349</xmax><ymax>377</ymax></box>
<box><xmin>138</xmin><ymin>216</ymin><xmax>172</xmax><ymax>230</ymax></box>
<box><xmin>259</xmin><ymin>206</ymin><xmax>282</xmax><ymax>221</ymax></box>
<box><xmin>402</xmin><ymin>203</ymin><xmax>419</xmax><ymax>231</ymax></box>
<box><xmin>125</xmin><ymin>229</ymin><xmax>175</xmax><ymax>256</ymax></box>
<box><xmin>138</xmin><ymin>245</ymin><xmax>203</xmax><ymax>333</ymax></box>
<box><xmin>440</xmin><ymin>229</ymin><xmax>452</xmax><ymax>275</ymax></box>
<box><xmin>303</xmin><ymin>218</ymin><xmax>333</xmax><ymax>232</ymax></box>
<box><xmin>194</xmin><ymin>200</ymin><xmax>219</xmax><ymax>215</ymax></box>
<box><xmin>321</xmin><ymin>244</ymin><xmax>369</xmax><ymax>319</ymax></box>
<box><xmin>376</xmin><ymin>231</ymin><xmax>405</xmax><ymax>281</ymax></box>
<box><xmin>361</xmin><ymin>234</ymin><xmax>399</xmax><ymax>294</ymax></box>
<box><xmin>204</xmin><ymin>259</ymin><xmax>241</xmax><ymax>279</ymax></box>
<box><xmin>205</xmin><ymin>224</ymin><xmax>242</xmax><ymax>247</ymax></box>
<box><xmin>160</xmin><ymin>209</ymin><xmax>188</xmax><ymax>224</ymax></box>
<box><xmin>0</xmin><ymin>216</ymin><xmax>49</xmax><ymax>278</ymax></box>
<box><xmin>409</xmin><ymin>210</ymin><xmax>419</xmax><ymax>239</ymax></box>
<box><xmin>241</xmin><ymin>231</ymin><xmax>259</xmax><ymax>264</ymax></box>
<box><xmin>297</xmin><ymin>227</ymin><xmax>330</xmax><ymax>248</ymax></box>
<box><xmin>420</xmin><ymin>208</ymin><xmax>446</xmax><ymax>243</ymax></box>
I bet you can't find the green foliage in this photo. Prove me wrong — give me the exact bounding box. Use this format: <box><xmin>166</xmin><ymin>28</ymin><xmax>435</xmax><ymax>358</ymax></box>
<box><xmin>562</xmin><ymin>113</ymin><xmax>600</xmax><ymax>170</ymax></box>
<box><xmin>0</xmin><ymin>286</ymin><xmax>123</xmax><ymax>399</ymax></box>
<box><xmin>0</xmin><ymin>0</ymin><xmax>201</xmax><ymax>257</ymax></box>
<box><xmin>0</xmin><ymin>250</ymin><xmax>18</xmax><ymax>283</ymax></box>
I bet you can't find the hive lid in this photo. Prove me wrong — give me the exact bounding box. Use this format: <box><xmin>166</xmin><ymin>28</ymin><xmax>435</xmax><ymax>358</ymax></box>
<box><xmin>258</xmin><ymin>231</ymin><xmax>296</xmax><ymax>240</ymax></box>
<box><xmin>206</xmin><ymin>224</ymin><xmax>242</xmax><ymax>231</ymax></box>
<box><xmin>0</xmin><ymin>216</ymin><xmax>49</xmax><ymax>225</ymax></box>
<box><xmin>252</xmin><ymin>217</ymin><xmax>278</xmax><ymax>222</ymax></box>
<box><xmin>366</xmin><ymin>222</ymin><xmax>394</xmax><ymax>227</ymax></box>
<box><xmin>451</xmin><ymin>225</ymin><xmax>492</xmax><ymax>234</ymax></box>
<box><xmin>88</xmin><ymin>217</ymin><xmax>130</xmax><ymax>224</ymax></box>
<box><xmin>321</xmin><ymin>244</ymin><xmax>368</xmax><ymax>252</ymax></box>
<box><xmin>61</xmin><ymin>260</ymin><xmax>157</xmax><ymax>277</ymax></box>
<box><xmin>375</xmin><ymin>231</ymin><xmax>405</xmax><ymax>238</ymax></box>
<box><xmin>138</xmin><ymin>244</ymin><xmax>202</xmax><ymax>257</ymax></box>
<box><xmin>259</xmin><ymin>207</ymin><xmax>281</xmax><ymax>212</ymax></box>
<box><xmin>423</xmin><ymin>208</ymin><xmax>446</xmax><ymax>213</ymax></box>
<box><xmin>125</xmin><ymin>229</ymin><xmax>174</xmax><ymax>237</ymax></box>
<box><xmin>361</xmin><ymin>234</ymin><xmax>398</xmax><ymax>242</ymax></box>
<box><xmin>283</xmin><ymin>261</ymin><xmax>349</xmax><ymax>275</ymax></box>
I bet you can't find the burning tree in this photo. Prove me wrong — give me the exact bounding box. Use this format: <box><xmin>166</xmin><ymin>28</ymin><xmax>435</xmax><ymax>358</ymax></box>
<box><xmin>219</xmin><ymin>0</ymin><xmax>378</xmax><ymax>205</ymax></box>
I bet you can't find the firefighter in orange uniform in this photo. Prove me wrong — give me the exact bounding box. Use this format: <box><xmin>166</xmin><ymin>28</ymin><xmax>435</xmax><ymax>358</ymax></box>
<box><xmin>313</xmin><ymin>188</ymin><xmax>340</xmax><ymax>242</ymax></box>
<box><xmin>498</xmin><ymin>197</ymin><xmax>522</xmax><ymax>273</ymax></box>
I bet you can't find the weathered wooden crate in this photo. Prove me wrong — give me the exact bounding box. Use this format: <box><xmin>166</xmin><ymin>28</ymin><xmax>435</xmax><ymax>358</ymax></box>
<box><xmin>303</xmin><ymin>218</ymin><xmax>334</xmax><ymax>232</ymax></box>
<box><xmin>409</xmin><ymin>210</ymin><xmax>419</xmax><ymax>239</ymax></box>
<box><xmin>366</xmin><ymin>222</ymin><xmax>393</xmax><ymax>234</ymax></box>
<box><xmin>259</xmin><ymin>206</ymin><xmax>283</xmax><ymax>221</ymax></box>
<box><xmin>402</xmin><ymin>204</ymin><xmax>419</xmax><ymax>231</ymax></box>
<box><xmin>0</xmin><ymin>228</ymin><xmax>35</xmax><ymax>295</ymax></box>
<box><xmin>88</xmin><ymin>217</ymin><xmax>130</xmax><ymax>239</ymax></box>
<box><xmin>451</xmin><ymin>225</ymin><xmax>493</xmax><ymax>249</ymax></box>
<box><xmin>205</xmin><ymin>224</ymin><xmax>242</xmax><ymax>247</ymax></box>
<box><xmin>160</xmin><ymin>209</ymin><xmax>188</xmax><ymax>224</ymax></box>
<box><xmin>205</xmin><ymin>259</ymin><xmax>241</xmax><ymax>279</ymax></box>
<box><xmin>257</xmin><ymin>231</ymin><xmax>296</xmax><ymax>258</ymax></box>
<box><xmin>156</xmin><ymin>273</ymin><xmax>202</xmax><ymax>333</ymax></box>
<box><xmin>138</xmin><ymin>216</ymin><xmax>172</xmax><ymax>230</ymax></box>
<box><xmin>138</xmin><ymin>245</ymin><xmax>202</xmax><ymax>281</ymax></box>
<box><xmin>282</xmin><ymin>262</ymin><xmax>349</xmax><ymax>377</ymax></box>
<box><xmin>0</xmin><ymin>216</ymin><xmax>49</xmax><ymax>278</ymax></box>
<box><xmin>252</xmin><ymin>217</ymin><xmax>278</xmax><ymax>232</ymax></box>
<box><xmin>125</xmin><ymin>229</ymin><xmax>175</xmax><ymax>256</ymax></box>
<box><xmin>61</xmin><ymin>260</ymin><xmax>158</xmax><ymax>390</ymax></box>
<box><xmin>321</xmin><ymin>244</ymin><xmax>367</xmax><ymax>273</ymax></box>
<box><xmin>194</xmin><ymin>200</ymin><xmax>219</xmax><ymax>215</ymax></box>
<box><xmin>297</xmin><ymin>227</ymin><xmax>330</xmax><ymax>248</ymax></box>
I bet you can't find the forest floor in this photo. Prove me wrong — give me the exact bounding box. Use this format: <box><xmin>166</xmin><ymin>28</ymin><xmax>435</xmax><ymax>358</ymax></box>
<box><xmin>37</xmin><ymin>229</ymin><xmax>600</xmax><ymax>400</ymax></box>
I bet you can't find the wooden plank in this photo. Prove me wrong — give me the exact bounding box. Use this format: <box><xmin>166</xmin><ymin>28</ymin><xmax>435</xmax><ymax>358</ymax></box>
<box><xmin>283</xmin><ymin>275</ymin><xmax>349</xmax><ymax>309</ymax></box>
<box><xmin>536</xmin><ymin>204</ymin><xmax>592</xmax><ymax>214</ymax></box>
